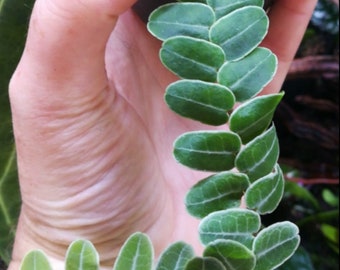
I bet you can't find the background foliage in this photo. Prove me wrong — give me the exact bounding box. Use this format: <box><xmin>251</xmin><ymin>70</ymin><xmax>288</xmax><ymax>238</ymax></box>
<box><xmin>0</xmin><ymin>0</ymin><xmax>338</xmax><ymax>269</ymax></box>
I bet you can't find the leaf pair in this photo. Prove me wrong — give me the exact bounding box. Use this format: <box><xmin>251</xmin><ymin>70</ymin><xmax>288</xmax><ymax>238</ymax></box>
<box><xmin>148</xmin><ymin>2</ymin><xmax>278</xmax><ymax>127</ymax></box>
<box><xmin>148</xmin><ymin>2</ymin><xmax>268</xmax><ymax>61</ymax></box>
<box><xmin>174</xmin><ymin>125</ymin><xmax>279</xmax><ymax>180</ymax></box>
<box><xmin>185</xmin><ymin>163</ymin><xmax>284</xmax><ymax>219</ymax></box>
<box><xmin>200</xmin><ymin>212</ymin><xmax>300</xmax><ymax>270</ymax></box>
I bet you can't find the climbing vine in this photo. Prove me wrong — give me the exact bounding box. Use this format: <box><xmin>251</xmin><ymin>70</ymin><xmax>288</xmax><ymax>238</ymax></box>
<box><xmin>20</xmin><ymin>1</ymin><xmax>301</xmax><ymax>269</ymax></box>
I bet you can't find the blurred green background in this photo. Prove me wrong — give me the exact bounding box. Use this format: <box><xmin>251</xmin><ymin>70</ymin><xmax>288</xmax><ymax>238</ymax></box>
<box><xmin>0</xmin><ymin>0</ymin><xmax>338</xmax><ymax>269</ymax></box>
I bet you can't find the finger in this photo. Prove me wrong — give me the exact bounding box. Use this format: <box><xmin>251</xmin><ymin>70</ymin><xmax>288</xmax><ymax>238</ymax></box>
<box><xmin>10</xmin><ymin>0</ymin><xmax>136</xmax><ymax>102</ymax></box>
<box><xmin>261</xmin><ymin>0</ymin><xmax>317</xmax><ymax>95</ymax></box>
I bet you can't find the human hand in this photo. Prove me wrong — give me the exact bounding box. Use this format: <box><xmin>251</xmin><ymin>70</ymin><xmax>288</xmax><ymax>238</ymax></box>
<box><xmin>8</xmin><ymin>0</ymin><xmax>317</xmax><ymax>269</ymax></box>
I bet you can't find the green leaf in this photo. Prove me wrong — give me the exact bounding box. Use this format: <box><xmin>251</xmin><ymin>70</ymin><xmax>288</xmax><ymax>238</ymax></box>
<box><xmin>253</xmin><ymin>221</ymin><xmax>300</xmax><ymax>270</ymax></box>
<box><xmin>0</xmin><ymin>0</ymin><xmax>34</xmax><ymax>263</ymax></box>
<box><xmin>284</xmin><ymin>181</ymin><xmax>320</xmax><ymax>210</ymax></box>
<box><xmin>209</xmin><ymin>6</ymin><xmax>269</xmax><ymax>61</ymax></box>
<box><xmin>218</xmin><ymin>47</ymin><xmax>278</xmax><ymax>102</ymax></box>
<box><xmin>278</xmin><ymin>246</ymin><xmax>315</xmax><ymax>270</ymax></box>
<box><xmin>0</xmin><ymin>146</ymin><xmax>20</xmax><ymax>263</ymax></box>
<box><xmin>147</xmin><ymin>3</ymin><xmax>215</xmax><ymax>41</ymax></box>
<box><xmin>199</xmin><ymin>209</ymin><xmax>261</xmax><ymax>247</ymax></box>
<box><xmin>235</xmin><ymin>125</ymin><xmax>279</xmax><ymax>182</ymax></box>
<box><xmin>185</xmin><ymin>256</ymin><xmax>226</xmax><ymax>270</ymax></box>
<box><xmin>155</xmin><ymin>242</ymin><xmax>194</xmax><ymax>270</ymax></box>
<box><xmin>65</xmin><ymin>239</ymin><xmax>99</xmax><ymax>270</ymax></box>
<box><xmin>320</xmin><ymin>224</ymin><xmax>339</xmax><ymax>245</ymax></box>
<box><xmin>165</xmin><ymin>80</ymin><xmax>235</xmax><ymax>126</ymax></box>
<box><xmin>160</xmin><ymin>36</ymin><xmax>225</xmax><ymax>82</ymax></box>
<box><xmin>173</xmin><ymin>131</ymin><xmax>241</xmax><ymax>172</ymax></box>
<box><xmin>245</xmin><ymin>164</ymin><xmax>284</xmax><ymax>214</ymax></box>
<box><xmin>185</xmin><ymin>171</ymin><xmax>250</xmax><ymax>218</ymax></box>
<box><xmin>229</xmin><ymin>93</ymin><xmax>284</xmax><ymax>143</ymax></box>
<box><xmin>113</xmin><ymin>232</ymin><xmax>153</xmax><ymax>270</ymax></box>
<box><xmin>207</xmin><ymin>0</ymin><xmax>264</xmax><ymax>19</ymax></box>
<box><xmin>203</xmin><ymin>240</ymin><xmax>256</xmax><ymax>270</ymax></box>
<box><xmin>20</xmin><ymin>250</ymin><xmax>52</xmax><ymax>270</ymax></box>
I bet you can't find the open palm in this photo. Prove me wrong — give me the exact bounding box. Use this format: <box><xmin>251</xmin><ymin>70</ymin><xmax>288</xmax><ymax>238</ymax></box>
<box><xmin>8</xmin><ymin>1</ymin><xmax>316</xmax><ymax>269</ymax></box>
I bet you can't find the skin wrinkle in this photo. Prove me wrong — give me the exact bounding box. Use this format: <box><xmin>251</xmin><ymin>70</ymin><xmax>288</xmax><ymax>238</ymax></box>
<box><xmin>8</xmin><ymin>1</ymin><xmax>317</xmax><ymax>269</ymax></box>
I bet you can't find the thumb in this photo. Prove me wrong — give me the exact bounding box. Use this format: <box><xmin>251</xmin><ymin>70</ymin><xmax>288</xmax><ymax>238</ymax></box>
<box><xmin>11</xmin><ymin>0</ymin><xmax>136</xmax><ymax>100</ymax></box>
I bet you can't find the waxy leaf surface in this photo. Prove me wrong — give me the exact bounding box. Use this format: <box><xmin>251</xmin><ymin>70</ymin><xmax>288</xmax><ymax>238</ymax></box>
<box><xmin>207</xmin><ymin>0</ymin><xmax>264</xmax><ymax>19</ymax></box>
<box><xmin>147</xmin><ymin>3</ymin><xmax>215</xmax><ymax>41</ymax></box>
<box><xmin>20</xmin><ymin>250</ymin><xmax>52</xmax><ymax>270</ymax></box>
<box><xmin>174</xmin><ymin>131</ymin><xmax>241</xmax><ymax>172</ymax></box>
<box><xmin>113</xmin><ymin>232</ymin><xmax>153</xmax><ymax>270</ymax></box>
<box><xmin>204</xmin><ymin>240</ymin><xmax>256</xmax><ymax>270</ymax></box>
<box><xmin>253</xmin><ymin>222</ymin><xmax>300</xmax><ymax>270</ymax></box>
<box><xmin>245</xmin><ymin>164</ymin><xmax>284</xmax><ymax>214</ymax></box>
<box><xmin>199</xmin><ymin>209</ymin><xmax>261</xmax><ymax>247</ymax></box>
<box><xmin>185</xmin><ymin>257</ymin><xmax>226</xmax><ymax>270</ymax></box>
<box><xmin>218</xmin><ymin>47</ymin><xmax>277</xmax><ymax>101</ymax></box>
<box><xmin>161</xmin><ymin>36</ymin><xmax>225</xmax><ymax>82</ymax></box>
<box><xmin>235</xmin><ymin>125</ymin><xmax>279</xmax><ymax>182</ymax></box>
<box><xmin>165</xmin><ymin>80</ymin><xmax>235</xmax><ymax>125</ymax></box>
<box><xmin>155</xmin><ymin>242</ymin><xmax>194</xmax><ymax>270</ymax></box>
<box><xmin>229</xmin><ymin>93</ymin><xmax>284</xmax><ymax>143</ymax></box>
<box><xmin>65</xmin><ymin>240</ymin><xmax>99</xmax><ymax>270</ymax></box>
<box><xmin>210</xmin><ymin>6</ymin><xmax>268</xmax><ymax>61</ymax></box>
<box><xmin>185</xmin><ymin>171</ymin><xmax>250</xmax><ymax>218</ymax></box>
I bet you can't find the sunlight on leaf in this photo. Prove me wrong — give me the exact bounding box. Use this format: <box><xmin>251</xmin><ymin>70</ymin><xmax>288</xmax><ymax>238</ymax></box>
<box><xmin>65</xmin><ymin>239</ymin><xmax>99</xmax><ymax>270</ymax></box>
<box><xmin>113</xmin><ymin>232</ymin><xmax>153</xmax><ymax>270</ymax></box>
<box><xmin>20</xmin><ymin>250</ymin><xmax>52</xmax><ymax>270</ymax></box>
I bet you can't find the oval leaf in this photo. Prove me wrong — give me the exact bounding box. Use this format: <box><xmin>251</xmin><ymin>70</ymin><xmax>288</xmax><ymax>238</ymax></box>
<box><xmin>235</xmin><ymin>125</ymin><xmax>279</xmax><ymax>182</ymax></box>
<box><xmin>229</xmin><ymin>92</ymin><xmax>284</xmax><ymax>143</ymax></box>
<box><xmin>210</xmin><ymin>6</ymin><xmax>269</xmax><ymax>61</ymax></box>
<box><xmin>199</xmin><ymin>209</ymin><xmax>261</xmax><ymax>247</ymax></box>
<box><xmin>65</xmin><ymin>239</ymin><xmax>99</xmax><ymax>270</ymax></box>
<box><xmin>185</xmin><ymin>256</ymin><xmax>226</xmax><ymax>270</ymax></box>
<box><xmin>161</xmin><ymin>36</ymin><xmax>225</xmax><ymax>82</ymax></box>
<box><xmin>218</xmin><ymin>47</ymin><xmax>278</xmax><ymax>102</ymax></box>
<box><xmin>113</xmin><ymin>232</ymin><xmax>153</xmax><ymax>270</ymax></box>
<box><xmin>165</xmin><ymin>80</ymin><xmax>235</xmax><ymax>126</ymax></box>
<box><xmin>207</xmin><ymin>0</ymin><xmax>264</xmax><ymax>19</ymax></box>
<box><xmin>245</xmin><ymin>164</ymin><xmax>284</xmax><ymax>214</ymax></box>
<box><xmin>147</xmin><ymin>3</ymin><xmax>215</xmax><ymax>41</ymax></box>
<box><xmin>155</xmin><ymin>242</ymin><xmax>194</xmax><ymax>270</ymax></box>
<box><xmin>20</xmin><ymin>250</ymin><xmax>52</xmax><ymax>270</ymax></box>
<box><xmin>203</xmin><ymin>240</ymin><xmax>256</xmax><ymax>270</ymax></box>
<box><xmin>253</xmin><ymin>222</ymin><xmax>300</xmax><ymax>270</ymax></box>
<box><xmin>174</xmin><ymin>131</ymin><xmax>241</xmax><ymax>172</ymax></box>
<box><xmin>185</xmin><ymin>171</ymin><xmax>250</xmax><ymax>218</ymax></box>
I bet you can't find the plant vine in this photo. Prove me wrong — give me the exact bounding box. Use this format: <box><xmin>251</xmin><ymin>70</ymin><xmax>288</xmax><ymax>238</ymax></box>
<box><xmin>20</xmin><ymin>1</ymin><xmax>301</xmax><ymax>269</ymax></box>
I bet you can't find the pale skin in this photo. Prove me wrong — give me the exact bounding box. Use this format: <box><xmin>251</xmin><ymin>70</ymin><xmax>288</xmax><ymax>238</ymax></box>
<box><xmin>8</xmin><ymin>0</ymin><xmax>317</xmax><ymax>269</ymax></box>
